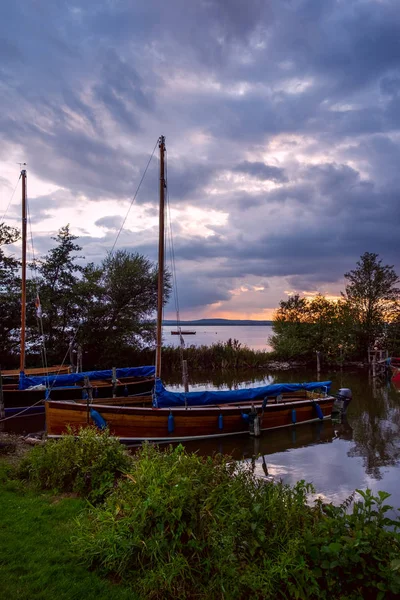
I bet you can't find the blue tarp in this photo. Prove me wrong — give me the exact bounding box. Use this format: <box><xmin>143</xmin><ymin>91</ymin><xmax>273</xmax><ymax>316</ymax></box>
<box><xmin>153</xmin><ymin>378</ymin><xmax>332</xmax><ymax>408</ymax></box>
<box><xmin>19</xmin><ymin>366</ymin><xmax>155</xmax><ymax>390</ymax></box>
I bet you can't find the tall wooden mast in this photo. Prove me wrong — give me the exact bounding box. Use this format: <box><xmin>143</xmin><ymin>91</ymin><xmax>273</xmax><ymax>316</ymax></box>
<box><xmin>155</xmin><ymin>136</ymin><xmax>166</xmax><ymax>379</ymax></box>
<box><xmin>20</xmin><ymin>168</ymin><xmax>27</xmax><ymax>373</ymax></box>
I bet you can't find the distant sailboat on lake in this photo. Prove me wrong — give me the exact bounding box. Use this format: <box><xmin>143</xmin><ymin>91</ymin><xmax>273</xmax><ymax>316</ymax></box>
<box><xmin>171</xmin><ymin>330</ymin><xmax>196</xmax><ymax>335</ymax></box>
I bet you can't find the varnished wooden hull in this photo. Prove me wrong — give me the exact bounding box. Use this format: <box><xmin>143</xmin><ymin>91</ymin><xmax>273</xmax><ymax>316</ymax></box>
<box><xmin>45</xmin><ymin>395</ymin><xmax>334</xmax><ymax>442</ymax></box>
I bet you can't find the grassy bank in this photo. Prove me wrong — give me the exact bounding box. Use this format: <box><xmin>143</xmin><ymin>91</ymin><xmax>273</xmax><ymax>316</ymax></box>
<box><xmin>5</xmin><ymin>430</ymin><xmax>400</xmax><ymax>600</ymax></box>
<box><xmin>0</xmin><ymin>451</ymin><xmax>134</xmax><ymax>600</ymax></box>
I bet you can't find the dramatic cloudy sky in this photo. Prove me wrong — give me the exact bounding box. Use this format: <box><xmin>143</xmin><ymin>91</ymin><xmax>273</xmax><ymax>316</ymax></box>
<box><xmin>1</xmin><ymin>0</ymin><xmax>400</xmax><ymax>319</ymax></box>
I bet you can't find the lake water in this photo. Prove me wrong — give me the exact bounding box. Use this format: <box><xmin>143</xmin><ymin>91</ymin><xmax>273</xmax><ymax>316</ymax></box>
<box><xmin>4</xmin><ymin>326</ymin><xmax>400</xmax><ymax>509</ymax></box>
<box><xmin>163</xmin><ymin>325</ymin><xmax>273</xmax><ymax>351</ymax></box>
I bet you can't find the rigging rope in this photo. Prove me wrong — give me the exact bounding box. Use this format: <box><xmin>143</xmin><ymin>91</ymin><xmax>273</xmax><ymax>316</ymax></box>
<box><xmin>165</xmin><ymin>149</ymin><xmax>185</xmax><ymax>359</ymax></box>
<box><xmin>3</xmin><ymin>138</ymin><xmax>161</xmax><ymax>421</ymax></box>
<box><xmin>27</xmin><ymin>196</ymin><xmax>50</xmax><ymax>385</ymax></box>
<box><xmin>0</xmin><ymin>173</ymin><xmax>21</xmax><ymax>223</ymax></box>
<box><xmin>0</xmin><ymin>398</ymin><xmax>44</xmax><ymax>423</ymax></box>
<box><xmin>28</xmin><ymin>139</ymin><xmax>157</xmax><ymax>382</ymax></box>
<box><xmin>109</xmin><ymin>138</ymin><xmax>159</xmax><ymax>257</ymax></box>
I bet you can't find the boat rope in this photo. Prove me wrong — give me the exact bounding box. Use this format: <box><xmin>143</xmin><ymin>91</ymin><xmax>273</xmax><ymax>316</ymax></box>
<box><xmin>165</xmin><ymin>149</ymin><xmax>185</xmax><ymax>356</ymax></box>
<box><xmin>3</xmin><ymin>139</ymin><xmax>160</xmax><ymax>390</ymax></box>
<box><xmin>0</xmin><ymin>173</ymin><xmax>21</xmax><ymax>222</ymax></box>
<box><xmin>0</xmin><ymin>397</ymin><xmax>44</xmax><ymax>422</ymax></box>
<box><xmin>26</xmin><ymin>195</ymin><xmax>50</xmax><ymax>385</ymax></box>
<box><xmin>45</xmin><ymin>324</ymin><xmax>82</xmax><ymax>396</ymax></box>
<box><xmin>24</xmin><ymin>139</ymin><xmax>159</xmax><ymax>379</ymax></box>
<box><xmin>109</xmin><ymin>137</ymin><xmax>159</xmax><ymax>257</ymax></box>
<box><xmin>45</xmin><ymin>137</ymin><xmax>160</xmax><ymax>372</ymax></box>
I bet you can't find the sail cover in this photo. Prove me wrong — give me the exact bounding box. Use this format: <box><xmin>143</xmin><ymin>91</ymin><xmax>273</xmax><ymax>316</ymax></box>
<box><xmin>153</xmin><ymin>378</ymin><xmax>332</xmax><ymax>408</ymax></box>
<box><xmin>19</xmin><ymin>366</ymin><xmax>155</xmax><ymax>390</ymax></box>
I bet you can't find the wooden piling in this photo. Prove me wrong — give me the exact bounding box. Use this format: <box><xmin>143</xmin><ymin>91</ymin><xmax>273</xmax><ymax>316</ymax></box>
<box><xmin>0</xmin><ymin>367</ymin><xmax>5</xmax><ymax>432</ymax></box>
<box><xmin>182</xmin><ymin>360</ymin><xmax>189</xmax><ymax>393</ymax></box>
<box><xmin>83</xmin><ymin>377</ymin><xmax>90</xmax><ymax>425</ymax></box>
<box><xmin>112</xmin><ymin>367</ymin><xmax>117</xmax><ymax>398</ymax></box>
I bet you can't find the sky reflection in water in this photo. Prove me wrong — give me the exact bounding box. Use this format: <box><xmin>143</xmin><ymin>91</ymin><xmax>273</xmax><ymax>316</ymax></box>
<box><xmin>175</xmin><ymin>368</ymin><xmax>400</xmax><ymax>508</ymax></box>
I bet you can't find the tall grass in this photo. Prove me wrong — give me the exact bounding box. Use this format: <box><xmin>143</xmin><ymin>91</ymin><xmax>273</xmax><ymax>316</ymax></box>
<box><xmin>158</xmin><ymin>339</ymin><xmax>274</xmax><ymax>372</ymax></box>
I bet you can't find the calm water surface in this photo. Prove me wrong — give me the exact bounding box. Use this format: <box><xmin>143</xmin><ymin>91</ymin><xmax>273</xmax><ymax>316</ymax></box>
<box><xmin>163</xmin><ymin>325</ymin><xmax>273</xmax><ymax>351</ymax></box>
<box><xmin>5</xmin><ymin>325</ymin><xmax>400</xmax><ymax>508</ymax></box>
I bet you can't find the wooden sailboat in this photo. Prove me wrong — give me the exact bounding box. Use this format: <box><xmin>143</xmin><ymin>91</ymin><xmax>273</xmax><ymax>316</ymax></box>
<box><xmin>46</xmin><ymin>136</ymin><xmax>335</xmax><ymax>441</ymax></box>
<box><xmin>171</xmin><ymin>330</ymin><xmax>196</xmax><ymax>335</ymax></box>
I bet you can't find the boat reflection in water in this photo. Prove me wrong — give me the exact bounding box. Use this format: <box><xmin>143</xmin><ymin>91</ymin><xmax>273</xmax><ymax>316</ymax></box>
<box><xmin>170</xmin><ymin>417</ymin><xmax>353</xmax><ymax>487</ymax></box>
<box><xmin>179</xmin><ymin>419</ymin><xmax>334</xmax><ymax>460</ymax></box>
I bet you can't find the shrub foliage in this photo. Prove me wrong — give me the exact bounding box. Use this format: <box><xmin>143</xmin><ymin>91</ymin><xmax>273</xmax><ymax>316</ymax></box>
<box><xmin>72</xmin><ymin>443</ymin><xmax>400</xmax><ymax>600</ymax></box>
<box><xmin>17</xmin><ymin>427</ymin><xmax>131</xmax><ymax>502</ymax></box>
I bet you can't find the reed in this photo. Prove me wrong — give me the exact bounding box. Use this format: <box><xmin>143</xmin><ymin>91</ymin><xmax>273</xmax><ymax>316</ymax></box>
<box><xmin>158</xmin><ymin>339</ymin><xmax>273</xmax><ymax>372</ymax></box>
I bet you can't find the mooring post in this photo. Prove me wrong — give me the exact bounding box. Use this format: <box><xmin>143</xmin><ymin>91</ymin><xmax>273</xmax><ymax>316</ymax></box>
<box><xmin>0</xmin><ymin>366</ymin><xmax>5</xmax><ymax>432</ymax></box>
<box><xmin>182</xmin><ymin>360</ymin><xmax>189</xmax><ymax>393</ymax></box>
<box><xmin>112</xmin><ymin>367</ymin><xmax>117</xmax><ymax>398</ymax></box>
<box><xmin>84</xmin><ymin>376</ymin><xmax>90</xmax><ymax>424</ymax></box>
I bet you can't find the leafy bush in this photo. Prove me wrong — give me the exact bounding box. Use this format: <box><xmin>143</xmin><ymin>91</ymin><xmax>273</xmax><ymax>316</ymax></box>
<box><xmin>73</xmin><ymin>445</ymin><xmax>312</xmax><ymax>598</ymax></box>
<box><xmin>17</xmin><ymin>427</ymin><xmax>131</xmax><ymax>502</ymax></box>
<box><xmin>304</xmin><ymin>489</ymin><xmax>400</xmax><ymax>599</ymax></box>
<box><xmin>72</xmin><ymin>445</ymin><xmax>400</xmax><ymax>599</ymax></box>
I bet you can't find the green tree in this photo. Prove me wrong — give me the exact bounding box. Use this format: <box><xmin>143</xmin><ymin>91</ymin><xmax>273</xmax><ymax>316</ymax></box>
<box><xmin>0</xmin><ymin>223</ymin><xmax>21</xmax><ymax>364</ymax></box>
<box><xmin>76</xmin><ymin>250</ymin><xmax>171</xmax><ymax>366</ymax></box>
<box><xmin>270</xmin><ymin>294</ymin><xmax>311</xmax><ymax>359</ymax></box>
<box><xmin>342</xmin><ymin>252</ymin><xmax>400</xmax><ymax>355</ymax></box>
<box><xmin>271</xmin><ymin>293</ymin><xmax>357</xmax><ymax>362</ymax></box>
<box><xmin>36</xmin><ymin>225</ymin><xmax>83</xmax><ymax>360</ymax></box>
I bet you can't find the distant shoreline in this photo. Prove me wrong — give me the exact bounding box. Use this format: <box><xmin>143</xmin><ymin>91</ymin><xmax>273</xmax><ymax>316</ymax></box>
<box><xmin>162</xmin><ymin>319</ymin><xmax>273</xmax><ymax>327</ymax></box>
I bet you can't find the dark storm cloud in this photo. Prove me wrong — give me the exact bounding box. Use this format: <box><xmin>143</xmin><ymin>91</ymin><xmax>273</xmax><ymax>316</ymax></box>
<box><xmin>1</xmin><ymin>0</ymin><xmax>400</xmax><ymax>313</ymax></box>
<box><xmin>233</xmin><ymin>161</ymin><xmax>287</xmax><ymax>183</ymax></box>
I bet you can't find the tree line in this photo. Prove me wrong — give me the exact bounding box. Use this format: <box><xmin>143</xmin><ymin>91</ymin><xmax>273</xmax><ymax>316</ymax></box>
<box><xmin>1</xmin><ymin>220</ymin><xmax>399</xmax><ymax>369</ymax></box>
<box><xmin>271</xmin><ymin>252</ymin><xmax>400</xmax><ymax>362</ymax></box>
<box><xmin>0</xmin><ymin>223</ymin><xmax>170</xmax><ymax>369</ymax></box>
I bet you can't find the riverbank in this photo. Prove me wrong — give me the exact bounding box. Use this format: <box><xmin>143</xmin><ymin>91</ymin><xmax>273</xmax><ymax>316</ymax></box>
<box><xmin>1</xmin><ymin>430</ymin><xmax>400</xmax><ymax>599</ymax></box>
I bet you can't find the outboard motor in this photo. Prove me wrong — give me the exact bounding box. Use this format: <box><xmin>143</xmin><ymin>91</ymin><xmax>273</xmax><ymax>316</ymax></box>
<box><xmin>336</xmin><ymin>388</ymin><xmax>352</xmax><ymax>416</ymax></box>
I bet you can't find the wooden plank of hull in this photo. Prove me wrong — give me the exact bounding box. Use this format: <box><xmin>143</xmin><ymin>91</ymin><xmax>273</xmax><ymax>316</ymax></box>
<box><xmin>46</xmin><ymin>397</ymin><xmax>334</xmax><ymax>441</ymax></box>
<box><xmin>2</xmin><ymin>365</ymin><xmax>72</xmax><ymax>377</ymax></box>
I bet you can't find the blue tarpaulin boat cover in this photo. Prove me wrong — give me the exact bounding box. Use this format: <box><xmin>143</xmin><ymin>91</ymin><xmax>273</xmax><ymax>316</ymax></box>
<box><xmin>153</xmin><ymin>378</ymin><xmax>332</xmax><ymax>408</ymax></box>
<box><xmin>19</xmin><ymin>366</ymin><xmax>155</xmax><ymax>390</ymax></box>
